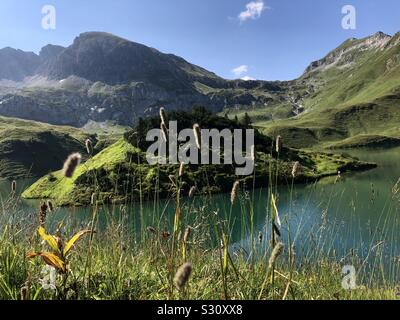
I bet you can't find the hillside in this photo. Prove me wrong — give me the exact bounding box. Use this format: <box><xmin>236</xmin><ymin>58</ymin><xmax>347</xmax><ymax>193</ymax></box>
<box><xmin>253</xmin><ymin>32</ymin><xmax>400</xmax><ymax>149</ymax></box>
<box><xmin>0</xmin><ymin>32</ymin><xmax>292</xmax><ymax>127</ymax></box>
<box><xmin>22</xmin><ymin>110</ymin><xmax>376</xmax><ymax>206</ymax></box>
<box><xmin>0</xmin><ymin>116</ymin><xmax>120</xmax><ymax>179</ymax></box>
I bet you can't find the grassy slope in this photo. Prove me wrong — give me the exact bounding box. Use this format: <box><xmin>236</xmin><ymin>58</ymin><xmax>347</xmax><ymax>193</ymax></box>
<box><xmin>0</xmin><ymin>116</ymin><xmax>91</xmax><ymax>179</ymax></box>
<box><xmin>0</xmin><ymin>116</ymin><xmax>121</xmax><ymax>179</ymax></box>
<box><xmin>251</xmin><ymin>34</ymin><xmax>400</xmax><ymax>149</ymax></box>
<box><xmin>22</xmin><ymin>138</ymin><xmax>376</xmax><ymax>206</ymax></box>
<box><xmin>22</xmin><ymin>139</ymin><xmax>138</xmax><ymax>205</ymax></box>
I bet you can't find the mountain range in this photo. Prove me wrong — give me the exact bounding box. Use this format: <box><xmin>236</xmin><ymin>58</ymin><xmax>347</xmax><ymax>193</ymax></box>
<box><xmin>0</xmin><ymin>31</ymin><xmax>295</xmax><ymax>127</ymax></box>
<box><xmin>0</xmin><ymin>31</ymin><xmax>399</xmax><ymax>148</ymax></box>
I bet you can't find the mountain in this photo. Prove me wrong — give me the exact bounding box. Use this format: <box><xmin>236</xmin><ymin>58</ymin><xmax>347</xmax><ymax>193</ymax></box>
<box><xmin>250</xmin><ymin>31</ymin><xmax>400</xmax><ymax>148</ymax></box>
<box><xmin>0</xmin><ymin>47</ymin><xmax>40</xmax><ymax>81</ymax></box>
<box><xmin>0</xmin><ymin>30</ymin><xmax>400</xmax><ymax>150</ymax></box>
<box><xmin>0</xmin><ymin>32</ymin><xmax>289</xmax><ymax>127</ymax></box>
<box><xmin>43</xmin><ymin>32</ymin><xmax>224</xmax><ymax>88</ymax></box>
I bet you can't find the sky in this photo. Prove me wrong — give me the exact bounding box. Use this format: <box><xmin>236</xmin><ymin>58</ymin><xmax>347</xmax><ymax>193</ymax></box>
<box><xmin>0</xmin><ymin>0</ymin><xmax>399</xmax><ymax>81</ymax></box>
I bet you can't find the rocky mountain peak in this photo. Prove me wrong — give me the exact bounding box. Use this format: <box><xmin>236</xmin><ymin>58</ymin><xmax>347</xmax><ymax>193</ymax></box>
<box><xmin>39</xmin><ymin>44</ymin><xmax>65</xmax><ymax>61</ymax></box>
<box><xmin>0</xmin><ymin>47</ymin><xmax>40</xmax><ymax>81</ymax></box>
<box><xmin>304</xmin><ymin>32</ymin><xmax>394</xmax><ymax>74</ymax></box>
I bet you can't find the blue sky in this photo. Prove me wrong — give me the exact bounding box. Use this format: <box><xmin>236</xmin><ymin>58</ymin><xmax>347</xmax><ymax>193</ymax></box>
<box><xmin>0</xmin><ymin>0</ymin><xmax>399</xmax><ymax>80</ymax></box>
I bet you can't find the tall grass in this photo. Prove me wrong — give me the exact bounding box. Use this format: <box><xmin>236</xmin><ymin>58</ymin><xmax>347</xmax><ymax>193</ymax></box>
<box><xmin>0</xmin><ymin>141</ymin><xmax>398</xmax><ymax>300</ymax></box>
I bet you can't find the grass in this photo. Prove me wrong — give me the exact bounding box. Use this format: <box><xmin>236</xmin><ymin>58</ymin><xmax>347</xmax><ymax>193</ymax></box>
<box><xmin>1</xmin><ymin>104</ymin><xmax>399</xmax><ymax>301</ymax></box>
<box><xmin>0</xmin><ymin>116</ymin><xmax>119</xmax><ymax>179</ymax></box>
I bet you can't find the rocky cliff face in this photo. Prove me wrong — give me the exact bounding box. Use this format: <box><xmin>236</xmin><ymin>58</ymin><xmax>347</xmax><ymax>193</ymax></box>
<box><xmin>304</xmin><ymin>32</ymin><xmax>392</xmax><ymax>74</ymax></box>
<box><xmin>0</xmin><ymin>32</ymin><xmax>261</xmax><ymax>126</ymax></box>
<box><xmin>0</xmin><ymin>48</ymin><xmax>40</xmax><ymax>81</ymax></box>
<box><xmin>0</xmin><ymin>78</ymin><xmax>228</xmax><ymax>126</ymax></box>
<box><xmin>44</xmin><ymin>32</ymin><xmax>223</xmax><ymax>88</ymax></box>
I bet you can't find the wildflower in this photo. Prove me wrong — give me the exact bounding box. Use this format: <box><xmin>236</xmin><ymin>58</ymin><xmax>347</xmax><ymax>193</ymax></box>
<box><xmin>28</xmin><ymin>227</ymin><xmax>92</xmax><ymax>274</ymax></box>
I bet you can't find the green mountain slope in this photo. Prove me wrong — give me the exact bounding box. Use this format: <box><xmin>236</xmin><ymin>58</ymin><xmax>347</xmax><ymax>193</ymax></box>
<box><xmin>255</xmin><ymin>32</ymin><xmax>400</xmax><ymax>149</ymax></box>
<box><xmin>0</xmin><ymin>116</ymin><xmax>119</xmax><ymax>179</ymax></box>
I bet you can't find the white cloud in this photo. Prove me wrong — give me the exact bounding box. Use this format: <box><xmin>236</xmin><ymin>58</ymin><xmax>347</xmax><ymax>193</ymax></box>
<box><xmin>232</xmin><ymin>65</ymin><xmax>248</xmax><ymax>77</ymax></box>
<box><xmin>241</xmin><ymin>76</ymin><xmax>256</xmax><ymax>81</ymax></box>
<box><xmin>238</xmin><ymin>0</ymin><xmax>267</xmax><ymax>23</ymax></box>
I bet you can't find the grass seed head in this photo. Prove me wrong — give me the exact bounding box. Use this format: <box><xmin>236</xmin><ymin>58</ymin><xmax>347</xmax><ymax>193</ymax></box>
<box><xmin>183</xmin><ymin>227</ymin><xmax>192</xmax><ymax>243</ymax></box>
<box><xmin>292</xmin><ymin>161</ymin><xmax>301</xmax><ymax>178</ymax></box>
<box><xmin>189</xmin><ymin>186</ymin><xmax>196</xmax><ymax>198</ymax></box>
<box><xmin>63</xmin><ymin>153</ymin><xmax>82</xmax><ymax>178</ymax></box>
<box><xmin>90</xmin><ymin>193</ymin><xmax>97</xmax><ymax>205</ymax></box>
<box><xmin>161</xmin><ymin>122</ymin><xmax>168</xmax><ymax>142</ymax></box>
<box><xmin>174</xmin><ymin>262</ymin><xmax>192</xmax><ymax>289</ymax></box>
<box><xmin>39</xmin><ymin>202</ymin><xmax>48</xmax><ymax>227</ymax></box>
<box><xmin>276</xmin><ymin>135</ymin><xmax>282</xmax><ymax>153</ymax></box>
<box><xmin>147</xmin><ymin>226</ymin><xmax>157</xmax><ymax>234</ymax></box>
<box><xmin>47</xmin><ymin>200</ymin><xmax>54</xmax><ymax>212</ymax></box>
<box><xmin>179</xmin><ymin>162</ymin><xmax>185</xmax><ymax>177</ymax></box>
<box><xmin>250</xmin><ymin>145</ymin><xmax>255</xmax><ymax>162</ymax></box>
<box><xmin>85</xmin><ymin>139</ymin><xmax>93</xmax><ymax>155</ymax></box>
<box><xmin>20</xmin><ymin>286</ymin><xmax>28</xmax><ymax>300</ymax></box>
<box><xmin>268</xmin><ymin>242</ymin><xmax>284</xmax><ymax>269</ymax></box>
<box><xmin>193</xmin><ymin>124</ymin><xmax>201</xmax><ymax>149</ymax></box>
<box><xmin>159</xmin><ymin>107</ymin><xmax>167</xmax><ymax>126</ymax></box>
<box><xmin>230</xmin><ymin>181</ymin><xmax>240</xmax><ymax>205</ymax></box>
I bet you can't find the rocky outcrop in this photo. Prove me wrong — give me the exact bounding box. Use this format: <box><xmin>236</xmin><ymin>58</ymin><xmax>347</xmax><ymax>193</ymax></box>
<box><xmin>304</xmin><ymin>32</ymin><xmax>392</xmax><ymax>74</ymax></box>
<box><xmin>0</xmin><ymin>79</ymin><xmax>226</xmax><ymax>126</ymax></box>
